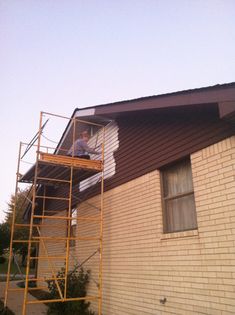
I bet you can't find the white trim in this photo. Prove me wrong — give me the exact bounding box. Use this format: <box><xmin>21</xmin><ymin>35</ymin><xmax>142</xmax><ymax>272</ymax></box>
<box><xmin>75</xmin><ymin>108</ymin><xmax>95</xmax><ymax>117</ymax></box>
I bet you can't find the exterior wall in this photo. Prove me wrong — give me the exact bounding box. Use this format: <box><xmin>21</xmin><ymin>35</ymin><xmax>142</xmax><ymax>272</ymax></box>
<box><xmin>38</xmin><ymin>135</ymin><xmax>235</xmax><ymax>314</ymax></box>
<box><xmin>42</xmin><ymin>105</ymin><xmax>235</xmax><ymax>213</ymax></box>
<box><xmin>37</xmin><ymin>211</ymin><xmax>67</xmax><ymax>282</ymax></box>
<box><xmin>110</xmin><ymin>108</ymin><xmax>235</xmax><ymax>191</ymax></box>
<box><xmin>190</xmin><ymin>136</ymin><xmax>235</xmax><ymax>315</ymax></box>
<box><xmin>77</xmin><ymin>135</ymin><xmax>235</xmax><ymax>315</ymax></box>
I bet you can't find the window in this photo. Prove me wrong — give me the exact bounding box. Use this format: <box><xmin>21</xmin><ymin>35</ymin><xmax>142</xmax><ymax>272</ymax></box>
<box><xmin>69</xmin><ymin>209</ymin><xmax>77</xmax><ymax>247</ymax></box>
<box><xmin>161</xmin><ymin>158</ymin><xmax>197</xmax><ymax>233</ymax></box>
<box><xmin>70</xmin><ymin>225</ymin><xmax>76</xmax><ymax>247</ymax></box>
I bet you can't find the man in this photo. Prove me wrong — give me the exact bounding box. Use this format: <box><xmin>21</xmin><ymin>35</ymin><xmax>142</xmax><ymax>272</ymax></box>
<box><xmin>67</xmin><ymin>130</ymin><xmax>101</xmax><ymax>159</ymax></box>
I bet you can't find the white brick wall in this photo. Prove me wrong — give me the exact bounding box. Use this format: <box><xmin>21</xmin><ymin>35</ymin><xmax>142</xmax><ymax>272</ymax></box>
<box><xmin>38</xmin><ymin>135</ymin><xmax>235</xmax><ymax>314</ymax></box>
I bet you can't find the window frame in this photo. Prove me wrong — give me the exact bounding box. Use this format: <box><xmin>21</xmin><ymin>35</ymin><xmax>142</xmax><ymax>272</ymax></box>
<box><xmin>69</xmin><ymin>224</ymin><xmax>76</xmax><ymax>248</ymax></box>
<box><xmin>160</xmin><ymin>158</ymin><xmax>197</xmax><ymax>234</ymax></box>
<box><xmin>69</xmin><ymin>208</ymin><xmax>77</xmax><ymax>248</ymax></box>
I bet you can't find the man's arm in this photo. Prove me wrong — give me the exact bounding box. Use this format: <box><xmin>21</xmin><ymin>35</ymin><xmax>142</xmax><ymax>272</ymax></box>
<box><xmin>82</xmin><ymin>141</ymin><xmax>101</xmax><ymax>155</ymax></box>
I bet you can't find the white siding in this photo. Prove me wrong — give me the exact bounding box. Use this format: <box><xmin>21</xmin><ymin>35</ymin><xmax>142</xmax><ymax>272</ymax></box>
<box><xmin>80</xmin><ymin>121</ymin><xmax>119</xmax><ymax>191</ymax></box>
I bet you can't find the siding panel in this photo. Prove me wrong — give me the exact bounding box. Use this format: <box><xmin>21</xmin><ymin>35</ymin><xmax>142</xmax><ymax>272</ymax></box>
<box><xmin>113</xmin><ymin>108</ymin><xmax>235</xmax><ymax>186</ymax></box>
<box><xmin>43</xmin><ymin>105</ymin><xmax>235</xmax><ymax>211</ymax></box>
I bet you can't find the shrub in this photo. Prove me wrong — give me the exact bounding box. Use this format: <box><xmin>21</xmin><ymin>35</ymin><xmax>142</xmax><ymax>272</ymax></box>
<box><xmin>0</xmin><ymin>300</ymin><xmax>15</xmax><ymax>315</ymax></box>
<box><xmin>46</xmin><ymin>266</ymin><xmax>96</xmax><ymax>315</ymax></box>
<box><xmin>0</xmin><ymin>256</ymin><xmax>6</xmax><ymax>264</ymax></box>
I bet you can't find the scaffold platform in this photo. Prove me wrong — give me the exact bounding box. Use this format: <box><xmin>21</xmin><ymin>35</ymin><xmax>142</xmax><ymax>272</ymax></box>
<box><xmin>19</xmin><ymin>152</ymin><xmax>103</xmax><ymax>186</ymax></box>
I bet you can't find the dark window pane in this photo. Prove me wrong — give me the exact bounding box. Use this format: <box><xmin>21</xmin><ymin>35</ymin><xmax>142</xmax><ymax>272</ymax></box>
<box><xmin>163</xmin><ymin>160</ymin><xmax>193</xmax><ymax>198</ymax></box>
<box><xmin>70</xmin><ymin>225</ymin><xmax>76</xmax><ymax>247</ymax></box>
<box><xmin>162</xmin><ymin>159</ymin><xmax>197</xmax><ymax>233</ymax></box>
<box><xmin>165</xmin><ymin>194</ymin><xmax>197</xmax><ymax>233</ymax></box>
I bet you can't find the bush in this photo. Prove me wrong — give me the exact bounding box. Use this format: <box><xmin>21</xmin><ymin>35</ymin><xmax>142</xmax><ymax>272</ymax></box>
<box><xmin>0</xmin><ymin>256</ymin><xmax>6</xmax><ymax>264</ymax></box>
<box><xmin>46</xmin><ymin>266</ymin><xmax>96</xmax><ymax>315</ymax></box>
<box><xmin>0</xmin><ymin>223</ymin><xmax>10</xmax><ymax>256</ymax></box>
<box><xmin>0</xmin><ymin>300</ymin><xmax>15</xmax><ymax>315</ymax></box>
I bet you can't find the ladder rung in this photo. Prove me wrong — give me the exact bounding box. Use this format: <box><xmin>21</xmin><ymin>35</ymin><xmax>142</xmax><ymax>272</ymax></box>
<box><xmin>30</xmin><ymin>256</ymin><xmax>66</xmax><ymax>260</ymax></box>
<box><xmin>35</xmin><ymin>196</ymin><xmax>69</xmax><ymax>201</ymax></box>
<box><xmin>14</xmin><ymin>223</ymin><xmax>31</xmax><ymax>227</ymax></box>
<box><xmin>37</xmin><ymin>176</ymin><xmax>70</xmax><ymax>183</ymax></box>
<box><xmin>33</xmin><ymin>215</ymin><xmax>73</xmax><ymax>220</ymax></box>
<box><xmin>8</xmin><ymin>287</ymin><xmax>47</xmax><ymax>292</ymax></box>
<box><xmin>32</xmin><ymin>236</ymin><xmax>100</xmax><ymax>241</ymax></box>
<box><xmin>26</xmin><ymin>295</ymin><xmax>100</xmax><ymax>304</ymax></box>
<box><xmin>12</xmin><ymin>240</ymin><xmax>39</xmax><ymax>243</ymax></box>
<box><xmin>14</xmin><ymin>223</ymin><xmax>69</xmax><ymax>229</ymax></box>
<box><xmin>27</xmin><ymin>277</ymin><xmax>65</xmax><ymax>282</ymax></box>
<box><xmin>8</xmin><ymin>287</ymin><xmax>25</xmax><ymax>292</ymax></box>
<box><xmin>33</xmin><ymin>215</ymin><xmax>101</xmax><ymax>222</ymax></box>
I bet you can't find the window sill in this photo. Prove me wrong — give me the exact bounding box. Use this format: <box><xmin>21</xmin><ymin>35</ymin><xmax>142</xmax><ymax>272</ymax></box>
<box><xmin>160</xmin><ymin>229</ymin><xmax>198</xmax><ymax>240</ymax></box>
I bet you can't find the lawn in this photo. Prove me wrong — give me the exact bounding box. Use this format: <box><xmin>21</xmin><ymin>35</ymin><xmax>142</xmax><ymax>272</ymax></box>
<box><xmin>0</xmin><ymin>259</ymin><xmax>35</xmax><ymax>277</ymax></box>
<box><xmin>0</xmin><ymin>260</ymin><xmax>24</xmax><ymax>275</ymax></box>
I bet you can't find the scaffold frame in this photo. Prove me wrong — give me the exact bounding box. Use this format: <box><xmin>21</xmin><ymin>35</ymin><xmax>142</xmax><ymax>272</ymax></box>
<box><xmin>4</xmin><ymin>111</ymin><xmax>105</xmax><ymax>315</ymax></box>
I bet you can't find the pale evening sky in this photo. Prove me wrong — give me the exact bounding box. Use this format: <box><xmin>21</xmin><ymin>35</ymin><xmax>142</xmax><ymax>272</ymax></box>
<box><xmin>0</xmin><ymin>0</ymin><xmax>235</xmax><ymax>222</ymax></box>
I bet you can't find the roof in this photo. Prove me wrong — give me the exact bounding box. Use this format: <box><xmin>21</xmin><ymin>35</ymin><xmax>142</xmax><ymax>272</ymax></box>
<box><xmin>55</xmin><ymin>82</ymin><xmax>235</xmax><ymax>153</ymax></box>
<box><xmin>76</xmin><ymin>81</ymin><xmax>235</xmax><ymax>115</ymax></box>
<box><xmin>76</xmin><ymin>82</ymin><xmax>235</xmax><ymax>112</ymax></box>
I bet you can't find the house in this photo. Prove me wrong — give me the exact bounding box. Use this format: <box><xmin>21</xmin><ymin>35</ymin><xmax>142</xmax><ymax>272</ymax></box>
<box><xmin>9</xmin><ymin>83</ymin><xmax>235</xmax><ymax>314</ymax></box>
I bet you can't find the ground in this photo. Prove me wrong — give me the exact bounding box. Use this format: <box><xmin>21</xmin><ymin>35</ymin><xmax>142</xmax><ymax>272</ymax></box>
<box><xmin>0</xmin><ymin>281</ymin><xmax>47</xmax><ymax>315</ymax></box>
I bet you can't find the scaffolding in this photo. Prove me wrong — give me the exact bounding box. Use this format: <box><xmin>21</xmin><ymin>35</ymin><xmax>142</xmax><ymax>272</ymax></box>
<box><xmin>4</xmin><ymin>111</ymin><xmax>105</xmax><ymax>315</ymax></box>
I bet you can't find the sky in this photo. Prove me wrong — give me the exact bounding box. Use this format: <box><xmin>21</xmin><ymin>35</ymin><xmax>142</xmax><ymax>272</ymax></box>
<box><xmin>0</xmin><ymin>0</ymin><xmax>235</xmax><ymax>222</ymax></box>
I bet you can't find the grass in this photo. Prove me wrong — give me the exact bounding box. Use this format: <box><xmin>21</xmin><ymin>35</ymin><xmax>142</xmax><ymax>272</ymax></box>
<box><xmin>0</xmin><ymin>259</ymin><xmax>35</xmax><ymax>275</ymax></box>
<box><xmin>0</xmin><ymin>259</ymin><xmax>35</xmax><ymax>283</ymax></box>
<box><xmin>0</xmin><ymin>259</ymin><xmax>25</xmax><ymax>274</ymax></box>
